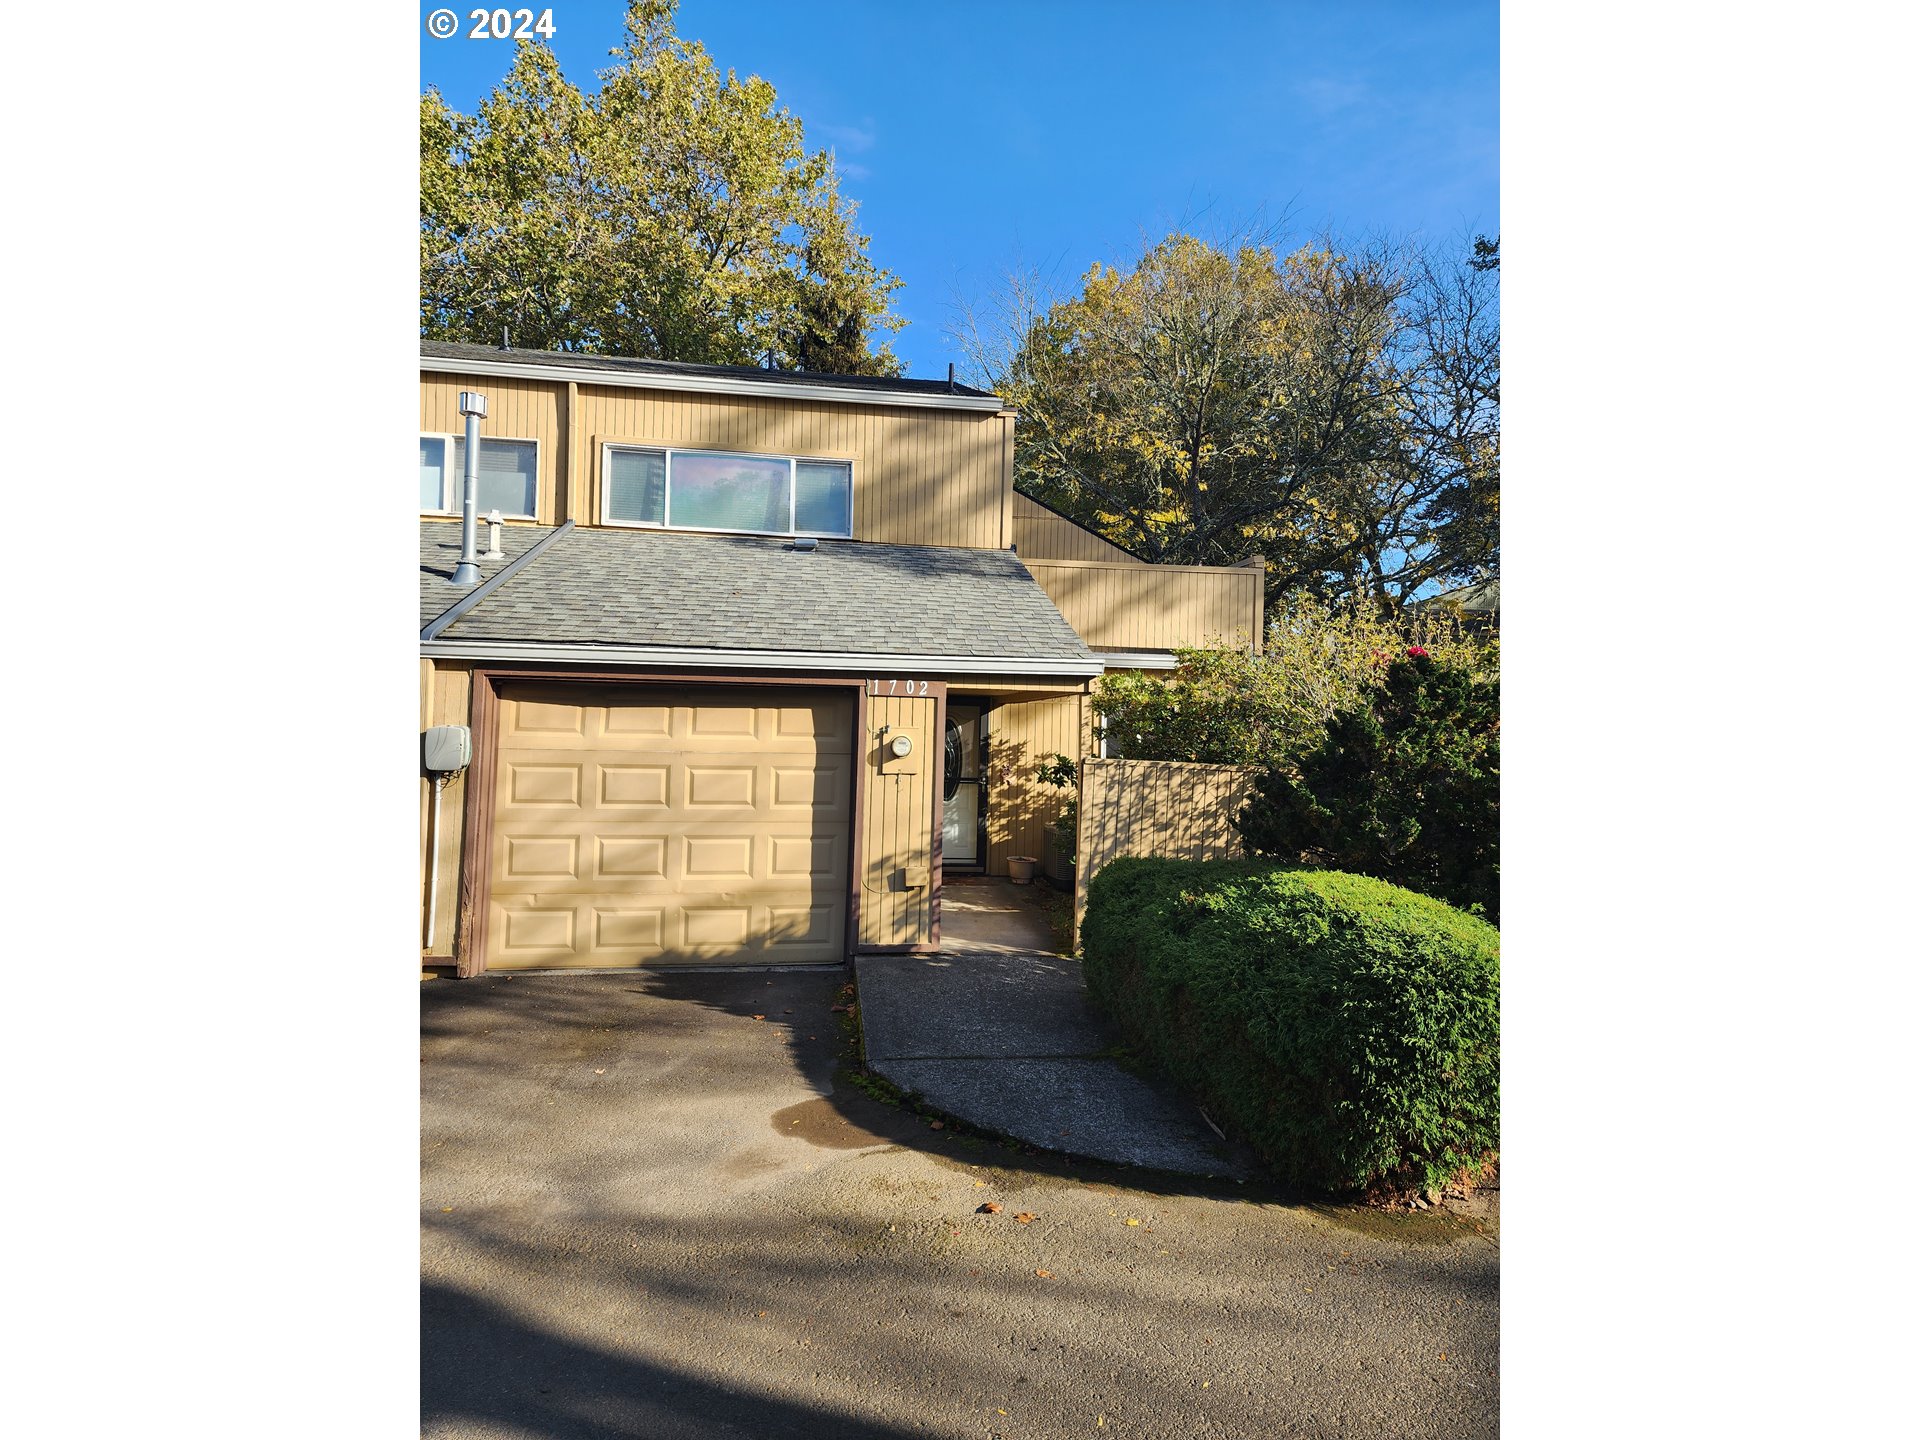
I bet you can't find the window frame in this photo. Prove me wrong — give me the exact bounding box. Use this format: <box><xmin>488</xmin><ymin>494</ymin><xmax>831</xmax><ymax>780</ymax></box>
<box><xmin>419</xmin><ymin>432</ymin><xmax>541</xmax><ymax>520</ymax></box>
<box><xmin>599</xmin><ymin>442</ymin><xmax>854</xmax><ymax>540</ymax></box>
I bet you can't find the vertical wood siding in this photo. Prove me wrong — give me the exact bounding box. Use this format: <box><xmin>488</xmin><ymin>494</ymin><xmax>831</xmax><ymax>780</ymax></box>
<box><xmin>420</xmin><ymin>375</ymin><xmax>565</xmax><ymax>524</ymax></box>
<box><xmin>420</xmin><ymin>659</ymin><xmax>474</xmax><ymax>959</ymax></box>
<box><xmin>1011</xmin><ymin>493</ymin><xmax>1139</xmax><ymax>562</ymax></box>
<box><xmin>859</xmin><ymin>692</ymin><xmax>939</xmax><ymax>948</ymax></box>
<box><xmin>1021</xmin><ymin>558</ymin><xmax>1265</xmax><ymax>653</ymax></box>
<box><xmin>573</xmin><ymin>385</ymin><xmax>1010</xmax><ymax>548</ymax></box>
<box><xmin>984</xmin><ymin>694</ymin><xmax>1088</xmax><ymax>875</ymax></box>
<box><xmin>1072</xmin><ymin>759</ymin><xmax>1255</xmax><ymax>941</ymax></box>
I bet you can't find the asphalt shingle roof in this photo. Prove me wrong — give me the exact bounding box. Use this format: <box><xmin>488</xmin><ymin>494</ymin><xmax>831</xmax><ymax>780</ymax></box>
<box><xmin>419</xmin><ymin>519</ymin><xmax>554</xmax><ymax>631</ymax></box>
<box><xmin>422</xmin><ymin>522</ymin><xmax>1093</xmax><ymax>664</ymax></box>
<box><xmin>422</xmin><ymin>341</ymin><xmax>999</xmax><ymax>403</ymax></box>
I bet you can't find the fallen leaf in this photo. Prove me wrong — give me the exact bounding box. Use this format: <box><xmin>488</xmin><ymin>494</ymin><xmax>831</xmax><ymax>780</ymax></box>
<box><xmin>1124</xmin><ymin>1218</ymin><xmax>1140</xmax><ymax>1227</ymax></box>
<box><xmin>593</xmin><ymin>1069</ymin><xmax>605</xmax><ymax>1075</ymax></box>
<box><xmin>752</xmin><ymin>1015</ymin><xmax>765</xmax><ymax>1021</ymax></box>
<box><xmin>1014</xmin><ymin>1212</ymin><xmax>1037</xmax><ymax>1225</ymax></box>
<box><xmin>1034</xmin><ymin>1268</ymin><xmax>1053</xmax><ymax>1279</ymax></box>
<box><xmin>977</xmin><ymin>1202</ymin><xmax>1003</xmax><ymax>1214</ymax></box>
<box><xmin>974</xmin><ymin>1181</ymin><xmax>988</xmax><ymax>1188</ymax></box>
<box><xmin>757</xmin><ymin>1311</ymin><xmax>769</xmax><ymax>1318</ymax></box>
<box><xmin>928</xmin><ymin>1120</ymin><xmax>945</xmax><ymax>1130</ymax></box>
<box><xmin>440</xmin><ymin>1207</ymin><xmax>453</xmax><ymax>1213</ymax></box>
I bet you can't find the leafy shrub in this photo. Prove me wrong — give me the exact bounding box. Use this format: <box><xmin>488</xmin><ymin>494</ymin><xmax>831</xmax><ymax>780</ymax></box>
<box><xmin>1238</xmin><ymin>650</ymin><xmax>1498</xmax><ymax>922</ymax></box>
<box><xmin>1093</xmin><ymin>594</ymin><xmax>1496</xmax><ymax>768</ymax></box>
<box><xmin>1037</xmin><ymin>752</ymin><xmax>1079</xmax><ymax>851</ymax></box>
<box><xmin>1080</xmin><ymin>857</ymin><xmax>1499</xmax><ymax>1194</ymax></box>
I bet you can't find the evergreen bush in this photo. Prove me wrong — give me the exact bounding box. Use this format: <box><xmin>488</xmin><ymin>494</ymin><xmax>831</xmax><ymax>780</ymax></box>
<box><xmin>1080</xmin><ymin>857</ymin><xmax>1500</xmax><ymax>1194</ymax></box>
<box><xmin>1236</xmin><ymin>649</ymin><xmax>1499</xmax><ymax>921</ymax></box>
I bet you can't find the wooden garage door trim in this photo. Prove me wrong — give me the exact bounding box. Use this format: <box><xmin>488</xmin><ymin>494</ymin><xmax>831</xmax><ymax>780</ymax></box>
<box><xmin>453</xmin><ymin>668</ymin><xmax>944</xmax><ymax>977</ymax></box>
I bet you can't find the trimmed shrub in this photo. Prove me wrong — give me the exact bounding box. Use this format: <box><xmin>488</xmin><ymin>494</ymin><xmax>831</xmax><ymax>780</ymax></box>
<box><xmin>1080</xmin><ymin>856</ymin><xmax>1499</xmax><ymax>1194</ymax></box>
<box><xmin>1237</xmin><ymin>650</ymin><xmax>1499</xmax><ymax>922</ymax></box>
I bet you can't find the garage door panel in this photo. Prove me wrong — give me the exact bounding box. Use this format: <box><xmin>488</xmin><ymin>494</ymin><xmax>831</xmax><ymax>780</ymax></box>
<box><xmin>769</xmin><ymin>905</ymin><xmax>834</xmax><ymax>948</ymax></box>
<box><xmin>596</xmin><ymin>835</ymin><xmax>668</xmax><ymax>878</ymax></box>
<box><xmin>681</xmin><ymin>906</ymin><xmax>753</xmax><ymax>950</ymax></box>
<box><xmin>499</xmin><ymin>905</ymin><xmax>576</xmax><ymax>957</ymax></box>
<box><xmin>592</xmin><ymin>907</ymin><xmax>665</xmax><ymax>954</ymax></box>
<box><xmin>506</xmin><ymin>761</ymin><xmax>583</xmax><ymax>807</ymax></box>
<box><xmin>598</xmin><ymin>764</ymin><xmax>671</xmax><ymax>809</ymax></box>
<box><xmin>603</xmin><ymin>703</ymin><xmax>671</xmax><ymax>737</ymax></box>
<box><xmin>684</xmin><ymin>766</ymin><xmax>756</xmax><ymax>810</ymax></box>
<box><xmin>685</xmin><ymin>835</ymin><xmax>755</xmax><ymax>879</ymax></box>
<box><xmin>772</xmin><ymin>760</ymin><xmax>850</xmax><ymax>818</ymax></box>
<box><xmin>503</xmin><ymin>835</ymin><xmax>579</xmax><ymax>880</ymax></box>
<box><xmin>489</xmin><ymin>685</ymin><xmax>851</xmax><ymax>969</ymax></box>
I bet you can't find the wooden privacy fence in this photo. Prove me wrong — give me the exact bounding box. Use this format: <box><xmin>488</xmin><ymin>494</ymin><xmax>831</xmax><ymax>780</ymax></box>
<box><xmin>1072</xmin><ymin>759</ymin><xmax>1256</xmax><ymax>944</ymax></box>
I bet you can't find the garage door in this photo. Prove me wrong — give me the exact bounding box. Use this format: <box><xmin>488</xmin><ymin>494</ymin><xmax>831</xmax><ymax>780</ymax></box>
<box><xmin>487</xmin><ymin>683</ymin><xmax>853</xmax><ymax>969</ymax></box>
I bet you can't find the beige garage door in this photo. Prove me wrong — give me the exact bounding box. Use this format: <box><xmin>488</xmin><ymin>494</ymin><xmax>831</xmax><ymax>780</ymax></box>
<box><xmin>487</xmin><ymin>683</ymin><xmax>853</xmax><ymax>969</ymax></box>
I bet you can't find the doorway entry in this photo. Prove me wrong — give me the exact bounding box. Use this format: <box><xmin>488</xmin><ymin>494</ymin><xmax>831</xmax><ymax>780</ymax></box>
<box><xmin>942</xmin><ymin>703</ymin><xmax>986</xmax><ymax>867</ymax></box>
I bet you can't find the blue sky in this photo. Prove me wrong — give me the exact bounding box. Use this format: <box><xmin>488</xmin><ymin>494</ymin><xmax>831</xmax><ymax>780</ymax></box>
<box><xmin>420</xmin><ymin>1</ymin><xmax>1498</xmax><ymax>377</ymax></box>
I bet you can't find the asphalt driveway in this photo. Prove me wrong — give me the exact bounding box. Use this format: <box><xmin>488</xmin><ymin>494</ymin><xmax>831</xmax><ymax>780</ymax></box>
<box><xmin>422</xmin><ymin>971</ymin><xmax>1498</xmax><ymax>1439</ymax></box>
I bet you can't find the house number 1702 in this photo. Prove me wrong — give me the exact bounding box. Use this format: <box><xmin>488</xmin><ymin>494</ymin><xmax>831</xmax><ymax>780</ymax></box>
<box><xmin>868</xmin><ymin>678</ymin><xmax>931</xmax><ymax>696</ymax></box>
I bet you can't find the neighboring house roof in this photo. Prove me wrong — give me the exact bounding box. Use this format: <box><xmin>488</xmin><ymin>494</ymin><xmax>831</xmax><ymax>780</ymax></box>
<box><xmin>1089</xmin><ymin>646</ymin><xmax>1180</xmax><ymax>671</ymax></box>
<box><xmin>1423</xmin><ymin>578</ymin><xmax>1500</xmax><ymax>614</ymax></box>
<box><xmin>421</xmin><ymin>341</ymin><xmax>1003</xmax><ymax>412</ymax></box>
<box><xmin>418</xmin><ymin>521</ymin><xmax>1099</xmax><ymax>676</ymax></box>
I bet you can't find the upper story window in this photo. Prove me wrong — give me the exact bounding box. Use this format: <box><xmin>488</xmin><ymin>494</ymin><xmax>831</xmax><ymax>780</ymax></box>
<box><xmin>603</xmin><ymin>444</ymin><xmax>852</xmax><ymax>538</ymax></box>
<box><xmin>420</xmin><ymin>435</ymin><xmax>538</xmax><ymax>519</ymax></box>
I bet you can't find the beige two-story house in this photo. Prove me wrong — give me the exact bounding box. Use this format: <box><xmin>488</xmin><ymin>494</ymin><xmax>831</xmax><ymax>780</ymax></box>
<box><xmin>419</xmin><ymin>341</ymin><xmax>1263</xmax><ymax>974</ymax></box>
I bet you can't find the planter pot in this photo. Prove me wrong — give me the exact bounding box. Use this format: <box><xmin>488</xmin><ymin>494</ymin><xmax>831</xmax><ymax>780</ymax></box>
<box><xmin>1007</xmin><ymin>855</ymin><xmax>1039</xmax><ymax>885</ymax></box>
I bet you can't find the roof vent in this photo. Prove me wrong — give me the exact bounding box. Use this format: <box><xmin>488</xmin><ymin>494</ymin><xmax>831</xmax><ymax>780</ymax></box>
<box><xmin>790</xmin><ymin>537</ymin><xmax>818</xmax><ymax>552</ymax></box>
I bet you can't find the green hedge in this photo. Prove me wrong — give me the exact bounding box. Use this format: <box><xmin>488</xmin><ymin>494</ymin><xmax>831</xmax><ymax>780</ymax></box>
<box><xmin>1080</xmin><ymin>857</ymin><xmax>1499</xmax><ymax>1194</ymax></box>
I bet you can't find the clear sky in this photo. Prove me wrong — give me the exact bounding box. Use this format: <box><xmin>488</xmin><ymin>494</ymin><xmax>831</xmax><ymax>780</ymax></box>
<box><xmin>420</xmin><ymin>0</ymin><xmax>1498</xmax><ymax>378</ymax></box>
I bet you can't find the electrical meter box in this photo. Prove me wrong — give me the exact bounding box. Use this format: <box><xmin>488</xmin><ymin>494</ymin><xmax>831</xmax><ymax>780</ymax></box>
<box><xmin>423</xmin><ymin>724</ymin><xmax>472</xmax><ymax>773</ymax></box>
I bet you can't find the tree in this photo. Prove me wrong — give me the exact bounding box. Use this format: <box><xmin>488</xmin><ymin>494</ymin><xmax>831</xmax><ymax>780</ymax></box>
<box><xmin>958</xmin><ymin>232</ymin><xmax>1499</xmax><ymax>611</ymax></box>
<box><xmin>420</xmin><ymin>1</ymin><xmax>904</xmax><ymax>374</ymax></box>
<box><xmin>1235</xmin><ymin>651</ymin><xmax>1500</xmax><ymax>921</ymax></box>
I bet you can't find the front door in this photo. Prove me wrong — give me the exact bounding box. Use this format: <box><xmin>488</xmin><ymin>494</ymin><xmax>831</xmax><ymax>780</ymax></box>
<box><xmin>942</xmin><ymin>703</ymin><xmax>985</xmax><ymax>866</ymax></box>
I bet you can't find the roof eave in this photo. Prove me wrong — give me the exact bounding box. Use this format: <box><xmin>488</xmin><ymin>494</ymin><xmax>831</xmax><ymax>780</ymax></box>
<box><xmin>421</xmin><ymin>353</ymin><xmax>1006</xmax><ymax>414</ymax></box>
<box><xmin>419</xmin><ymin>637</ymin><xmax>1101</xmax><ymax>678</ymax></box>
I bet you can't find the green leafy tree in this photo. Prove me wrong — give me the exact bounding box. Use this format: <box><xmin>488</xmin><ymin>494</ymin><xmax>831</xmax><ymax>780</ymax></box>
<box><xmin>1236</xmin><ymin>651</ymin><xmax>1499</xmax><ymax>920</ymax></box>
<box><xmin>961</xmin><ymin>232</ymin><xmax>1498</xmax><ymax>610</ymax></box>
<box><xmin>421</xmin><ymin>0</ymin><xmax>904</xmax><ymax>373</ymax></box>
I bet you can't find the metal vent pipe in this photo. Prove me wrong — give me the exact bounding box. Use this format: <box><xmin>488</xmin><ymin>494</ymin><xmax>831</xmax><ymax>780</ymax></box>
<box><xmin>450</xmin><ymin>391</ymin><xmax>488</xmax><ymax>586</ymax></box>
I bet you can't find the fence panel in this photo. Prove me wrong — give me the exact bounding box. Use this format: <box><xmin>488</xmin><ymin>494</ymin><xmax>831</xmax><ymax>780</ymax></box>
<box><xmin>1072</xmin><ymin>758</ymin><xmax>1255</xmax><ymax>943</ymax></box>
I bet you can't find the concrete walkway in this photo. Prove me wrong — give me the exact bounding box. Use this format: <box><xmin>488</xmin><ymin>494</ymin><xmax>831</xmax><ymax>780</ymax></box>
<box><xmin>856</xmin><ymin>878</ymin><xmax>1247</xmax><ymax>1179</ymax></box>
